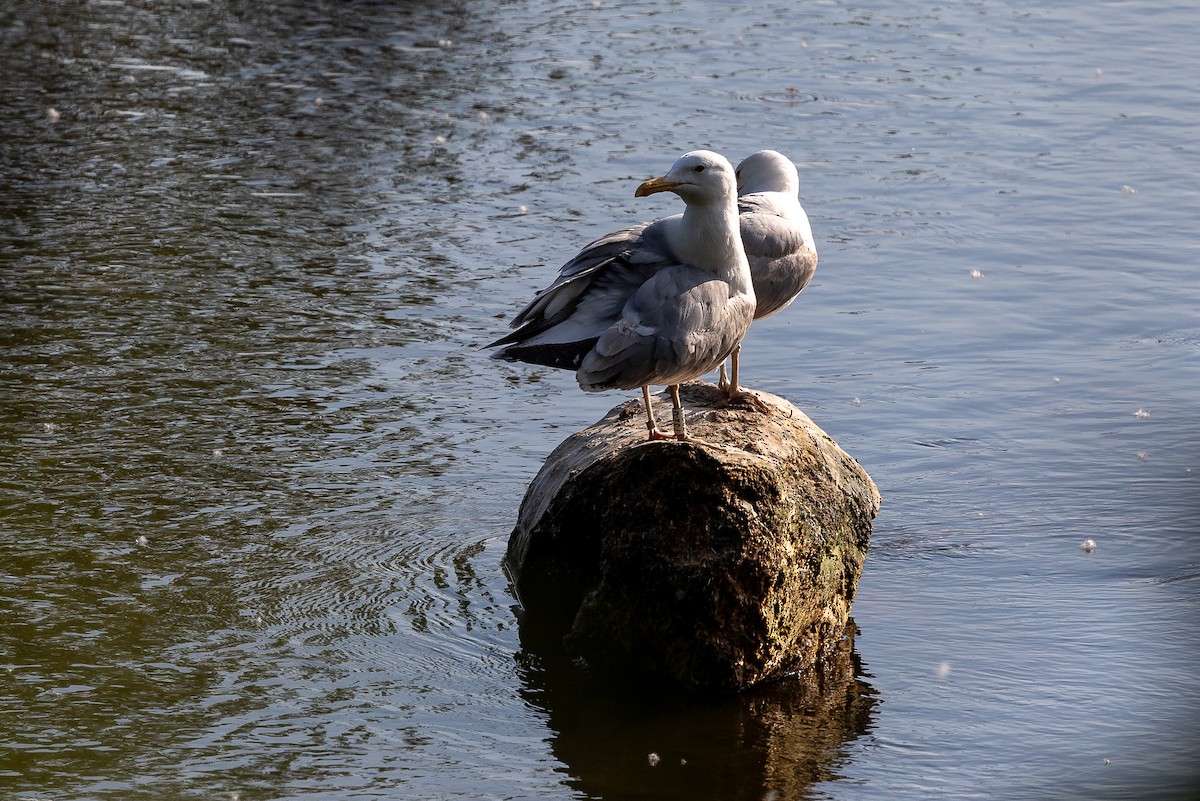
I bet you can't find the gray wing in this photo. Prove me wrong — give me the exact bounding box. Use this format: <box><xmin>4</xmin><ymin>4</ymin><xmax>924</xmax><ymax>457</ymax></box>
<box><xmin>738</xmin><ymin>194</ymin><xmax>818</xmax><ymax>320</ymax></box>
<box><xmin>577</xmin><ymin>265</ymin><xmax>754</xmax><ymax>392</ymax></box>
<box><xmin>489</xmin><ymin>218</ymin><xmax>678</xmax><ymax>370</ymax></box>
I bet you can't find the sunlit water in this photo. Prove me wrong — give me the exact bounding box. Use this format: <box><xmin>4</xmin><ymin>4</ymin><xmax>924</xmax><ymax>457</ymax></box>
<box><xmin>2</xmin><ymin>0</ymin><xmax>1197</xmax><ymax>799</ymax></box>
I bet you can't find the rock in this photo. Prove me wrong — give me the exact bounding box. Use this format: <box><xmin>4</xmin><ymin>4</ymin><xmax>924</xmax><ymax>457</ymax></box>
<box><xmin>505</xmin><ymin>382</ymin><xmax>881</xmax><ymax>692</ymax></box>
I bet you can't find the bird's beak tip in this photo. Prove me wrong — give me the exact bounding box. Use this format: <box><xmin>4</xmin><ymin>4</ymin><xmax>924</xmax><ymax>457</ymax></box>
<box><xmin>635</xmin><ymin>176</ymin><xmax>678</xmax><ymax>198</ymax></box>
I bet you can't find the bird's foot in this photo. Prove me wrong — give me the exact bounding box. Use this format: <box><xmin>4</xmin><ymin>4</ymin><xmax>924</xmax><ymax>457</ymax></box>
<box><xmin>673</xmin><ymin>432</ymin><xmax>732</xmax><ymax>451</ymax></box>
<box><xmin>644</xmin><ymin>414</ymin><xmax>729</xmax><ymax>450</ymax></box>
<box><xmin>717</xmin><ymin>363</ymin><xmax>731</xmax><ymax>392</ymax></box>
<box><xmin>665</xmin><ymin>408</ymin><xmax>728</xmax><ymax>450</ymax></box>
<box><xmin>646</xmin><ymin>426</ymin><xmax>675</xmax><ymax>441</ymax></box>
<box><xmin>724</xmin><ymin>385</ymin><xmax>772</xmax><ymax>414</ymax></box>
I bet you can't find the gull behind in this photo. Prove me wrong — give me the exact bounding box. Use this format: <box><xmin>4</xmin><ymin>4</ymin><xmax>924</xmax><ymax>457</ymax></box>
<box><xmin>719</xmin><ymin>149</ymin><xmax>819</xmax><ymax>399</ymax></box>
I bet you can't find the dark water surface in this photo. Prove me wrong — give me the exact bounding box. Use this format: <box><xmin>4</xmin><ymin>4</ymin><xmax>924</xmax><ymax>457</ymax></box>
<box><xmin>2</xmin><ymin>0</ymin><xmax>1197</xmax><ymax>799</ymax></box>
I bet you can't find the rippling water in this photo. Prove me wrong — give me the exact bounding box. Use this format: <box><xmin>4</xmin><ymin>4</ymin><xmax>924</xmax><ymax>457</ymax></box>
<box><xmin>2</xmin><ymin>0</ymin><xmax>1198</xmax><ymax>799</ymax></box>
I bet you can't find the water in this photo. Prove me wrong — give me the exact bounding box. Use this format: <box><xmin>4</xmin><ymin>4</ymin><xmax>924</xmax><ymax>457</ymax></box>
<box><xmin>2</xmin><ymin>0</ymin><xmax>1197</xmax><ymax>799</ymax></box>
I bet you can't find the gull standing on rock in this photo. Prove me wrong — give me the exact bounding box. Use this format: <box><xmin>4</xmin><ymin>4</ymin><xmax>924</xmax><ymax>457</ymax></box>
<box><xmin>718</xmin><ymin>149</ymin><xmax>819</xmax><ymax>401</ymax></box>
<box><xmin>490</xmin><ymin>150</ymin><xmax>755</xmax><ymax>445</ymax></box>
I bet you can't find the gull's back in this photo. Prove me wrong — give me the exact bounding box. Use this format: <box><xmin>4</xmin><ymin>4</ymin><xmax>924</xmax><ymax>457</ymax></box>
<box><xmin>489</xmin><ymin>218</ymin><xmax>676</xmax><ymax>370</ymax></box>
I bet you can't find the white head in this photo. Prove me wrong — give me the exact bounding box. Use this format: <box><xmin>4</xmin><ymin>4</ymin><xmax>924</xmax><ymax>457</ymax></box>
<box><xmin>735</xmin><ymin>150</ymin><xmax>800</xmax><ymax>197</ymax></box>
<box><xmin>635</xmin><ymin>150</ymin><xmax>738</xmax><ymax>207</ymax></box>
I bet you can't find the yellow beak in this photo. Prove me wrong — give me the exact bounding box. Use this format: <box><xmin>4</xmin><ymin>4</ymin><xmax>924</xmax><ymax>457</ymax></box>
<box><xmin>635</xmin><ymin>176</ymin><xmax>680</xmax><ymax>197</ymax></box>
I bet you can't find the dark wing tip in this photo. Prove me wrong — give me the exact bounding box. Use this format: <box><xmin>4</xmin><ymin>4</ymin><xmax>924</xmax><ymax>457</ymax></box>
<box><xmin>491</xmin><ymin>339</ymin><xmax>598</xmax><ymax>372</ymax></box>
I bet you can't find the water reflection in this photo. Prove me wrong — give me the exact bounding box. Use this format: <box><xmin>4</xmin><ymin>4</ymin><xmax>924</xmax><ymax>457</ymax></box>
<box><xmin>518</xmin><ymin>618</ymin><xmax>876</xmax><ymax>801</ymax></box>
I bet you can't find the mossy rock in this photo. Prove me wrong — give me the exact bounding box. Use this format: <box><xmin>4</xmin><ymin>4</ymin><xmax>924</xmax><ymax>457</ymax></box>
<box><xmin>506</xmin><ymin>382</ymin><xmax>880</xmax><ymax>692</ymax></box>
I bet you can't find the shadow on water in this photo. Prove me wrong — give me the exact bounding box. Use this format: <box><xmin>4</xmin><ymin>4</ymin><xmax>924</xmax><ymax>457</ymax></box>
<box><xmin>517</xmin><ymin>616</ymin><xmax>878</xmax><ymax>801</ymax></box>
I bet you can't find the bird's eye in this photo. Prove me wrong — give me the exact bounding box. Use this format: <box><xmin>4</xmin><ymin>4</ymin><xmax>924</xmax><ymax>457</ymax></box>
<box><xmin>693</xmin><ymin>165</ymin><xmax>705</xmax><ymax>173</ymax></box>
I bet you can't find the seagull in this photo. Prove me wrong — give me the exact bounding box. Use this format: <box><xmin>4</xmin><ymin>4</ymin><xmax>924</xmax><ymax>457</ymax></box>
<box><xmin>490</xmin><ymin>150</ymin><xmax>755</xmax><ymax>444</ymax></box>
<box><xmin>718</xmin><ymin>149</ymin><xmax>818</xmax><ymax>401</ymax></box>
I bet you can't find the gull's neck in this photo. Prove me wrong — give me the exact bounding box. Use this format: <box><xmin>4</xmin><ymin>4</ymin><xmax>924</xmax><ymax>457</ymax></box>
<box><xmin>675</xmin><ymin>196</ymin><xmax>753</xmax><ymax>295</ymax></box>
